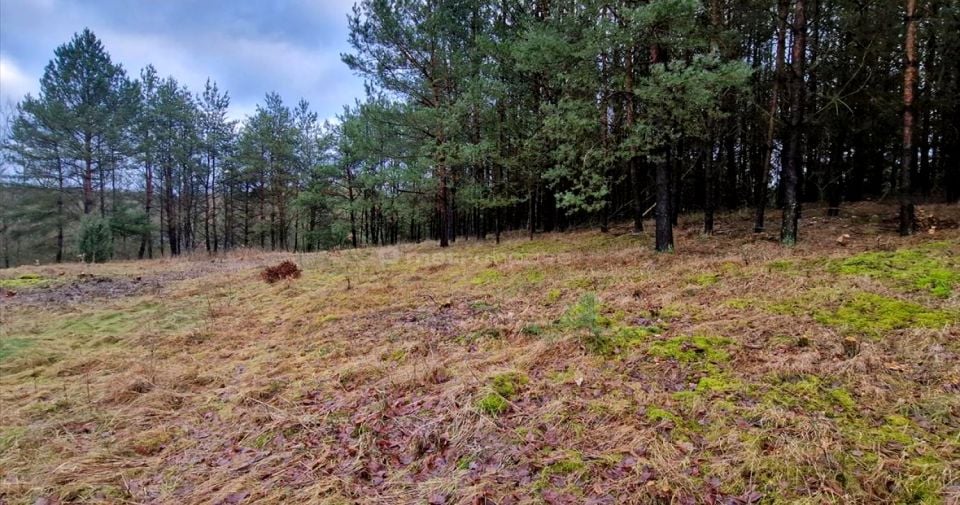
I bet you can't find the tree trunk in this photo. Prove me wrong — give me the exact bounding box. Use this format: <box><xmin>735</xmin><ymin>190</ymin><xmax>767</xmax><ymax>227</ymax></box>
<box><xmin>781</xmin><ymin>0</ymin><xmax>807</xmax><ymax>246</ymax></box>
<box><xmin>899</xmin><ymin>0</ymin><xmax>918</xmax><ymax>236</ymax></box>
<box><xmin>756</xmin><ymin>0</ymin><xmax>789</xmax><ymax>233</ymax></box>
<box><xmin>138</xmin><ymin>161</ymin><xmax>153</xmax><ymax>259</ymax></box>
<box><xmin>655</xmin><ymin>146</ymin><xmax>673</xmax><ymax>252</ymax></box>
<box><xmin>82</xmin><ymin>133</ymin><xmax>94</xmax><ymax>215</ymax></box>
<box><xmin>56</xmin><ymin>156</ymin><xmax>64</xmax><ymax>263</ymax></box>
<box><xmin>704</xmin><ymin>142</ymin><xmax>715</xmax><ymax>235</ymax></box>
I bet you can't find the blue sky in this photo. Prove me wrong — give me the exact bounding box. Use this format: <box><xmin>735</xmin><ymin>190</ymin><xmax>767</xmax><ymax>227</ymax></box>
<box><xmin>0</xmin><ymin>0</ymin><xmax>366</xmax><ymax>122</ymax></box>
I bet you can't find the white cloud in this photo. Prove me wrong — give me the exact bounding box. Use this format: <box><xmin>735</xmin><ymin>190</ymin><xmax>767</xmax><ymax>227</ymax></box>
<box><xmin>0</xmin><ymin>54</ymin><xmax>37</xmax><ymax>105</ymax></box>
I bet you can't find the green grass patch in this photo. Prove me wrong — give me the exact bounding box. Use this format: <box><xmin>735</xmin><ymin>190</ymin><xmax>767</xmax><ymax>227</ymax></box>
<box><xmin>0</xmin><ymin>427</ymin><xmax>26</xmax><ymax>454</ymax></box>
<box><xmin>39</xmin><ymin>300</ymin><xmax>202</xmax><ymax>340</ymax></box>
<box><xmin>833</xmin><ymin>244</ymin><xmax>959</xmax><ymax>297</ymax></box>
<box><xmin>0</xmin><ymin>338</ymin><xmax>33</xmax><ymax>361</ymax></box>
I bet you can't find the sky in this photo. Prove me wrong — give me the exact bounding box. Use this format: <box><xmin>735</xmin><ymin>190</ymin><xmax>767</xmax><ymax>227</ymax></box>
<box><xmin>0</xmin><ymin>0</ymin><xmax>367</xmax><ymax>123</ymax></box>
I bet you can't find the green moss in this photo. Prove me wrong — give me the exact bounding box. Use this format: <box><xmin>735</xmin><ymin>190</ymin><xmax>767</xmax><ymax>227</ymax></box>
<box><xmin>524</xmin><ymin>269</ymin><xmax>546</xmax><ymax>284</ymax></box>
<box><xmin>648</xmin><ymin>335</ymin><xmax>731</xmax><ymax>363</ymax></box>
<box><xmin>695</xmin><ymin>375</ymin><xmax>740</xmax><ymax>394</ymax></box>
<box><xmin>544</xmin><ymin>453</ymin><xmax>584</xmax><ymax>474</ymax></box>
<box><xmin>764</xmin><ymin>375</ymin><xmax>858</xmax><ymax>414</ymax></box>
<box><xmin>834</xmin><ymin>244</ymin><xmax>959</xmax><ymax>297</ymax></box>
<box><xmin>131</xmin><ymin>427</ymin><xmax>175</xmax><ymax>455</ymax></box>
<box><xmin>547</xmin><ymin>368</ymin><xmax>576</xmax><ymax>384</ymax></box>
<box><xmin>689</xmin><ymin>273</ymin><xmax>719</xmax><ymax>286</ymax></box>
<box><xmin>0</xmin><ymin>338</ymin><xmax>33</xmax><ymax>361</ymax></box>
<box><xmin>545</xmin><ymin>288</ymin><xmax>562</xmax><ymax>305</ymax></box>
<box><xmin>724</xmin><ymin>298</ymin><xmax>752</xmax><ymax>310</ymax></box>
<box><xmin>646</xmin><ymin>407</ymin><xmax>680</xmax><ymax>424</ymax></box>
<box><xmin>828</xmin><ymin>388</ymin><xmax>857</xmax><ymax>411</ymax></box>
<box><xmin>815</xmin><ymin>292</ymin><xmax>953</xmax><ymax>338</ymax></box>
<box><xmin>251</xmin><ymin>430</ymin><xmax>275</xmax><ymax>449</ymax></box>
<box><xmin>381</xmin><ymin>348</ymin><xmax>407</xmax><ymax>363</ymax></box>
<box><xmin>470</xmin><ymin>269</ymin><xmax>503</xmax><ymax>286</ymax></box>
<box><xmin>534</xmin><ymin>451</ymin><xmax>586</xmax><ymax>490</ymax></box>
<box><xmin>491</xmin><ymin>372</ymin><xmax>527</xmax><ymax>398</ymax></box>
<box><xmin>477</xmin><ymin>392</ymin><xmax>510</xmax><ymax>415</ymax></box>
<box><xmin>477</xmin><ymin>372</ymin><xmax>527</xmax><ymax>416</ymax></box>
<box><xmin>0</xmin><ymin>273</ymin><xmax>48</xmax><ymax>289</ymax></box>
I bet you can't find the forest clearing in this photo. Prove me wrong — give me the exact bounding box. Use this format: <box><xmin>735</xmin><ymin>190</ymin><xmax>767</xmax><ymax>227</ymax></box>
<box><xmin>1</xmin><ymin>202</ymin><xmax>958</xmax><ymax>504</ymax></box>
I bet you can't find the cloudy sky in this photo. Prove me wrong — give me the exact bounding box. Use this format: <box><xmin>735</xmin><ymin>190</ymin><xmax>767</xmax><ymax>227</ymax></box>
<box><xmin>0</xmin><ymin>0</ymin><xmax>367</xmax><ymax>122</ymax></box>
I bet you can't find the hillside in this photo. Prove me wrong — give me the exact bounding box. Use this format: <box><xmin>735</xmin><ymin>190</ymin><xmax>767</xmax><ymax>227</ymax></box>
<box><xmin>1</xmin><ymin>202</ymin><xmax>958</xmax><ymax>504</ymax></box>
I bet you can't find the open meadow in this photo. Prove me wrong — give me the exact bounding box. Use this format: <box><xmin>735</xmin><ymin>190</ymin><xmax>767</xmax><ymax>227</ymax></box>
<box><xmin>1</xmin><ymin>203</ymin><xmax>958</xmax><ymax>504</ymax></box>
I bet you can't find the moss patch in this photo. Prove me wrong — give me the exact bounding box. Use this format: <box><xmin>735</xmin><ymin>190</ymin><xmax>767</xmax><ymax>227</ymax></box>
<box><xmin>689</xmin><ymin>273</ymin><xmax>719</xmax><ymax>286</ymax></box>
<box><xmin>834</xmin><ymin>244</ymin><xmax>959</xmax><ymax>298</ymax></box>
<box><xmin>646</xmin><ymin>407</ymin><xmax>680</xmax><ymax>424</ymax></box>
<box><xmin>491</xmin><ymin>372</ymin><xmax>527</xmax><ymax>398</ymax></box>
<box><xmin>648</xmin><ymin>335</ymin><xmax>731</xmax><ymax>363</ymax></box>
<box><xmin>477</xmin><ymin>372</ymin><xmax>527</xmax><ymax>416</ymax></box>
<box><xmin>477</xmin><ymin>392</ymin><xmax>510</xmax><ymax>415</ymax></box>
<box><xmin>0</xmin><ymin>273</ymin><xmax>48</xmax><ymax>289</ymax></box>
<box><xmin>815</xmin><ymin>292</ymin><xmax>953</xmax><ymax>338</ymax></box>
<box><xmin>470</xmin><ymin>269</ymin><xmax>502</xmax><ymax>286</ymax></box>
<box><xmin>764</xmin><ymin>374</ymin><xmax>857</xmax><ymax>414</ymax></box>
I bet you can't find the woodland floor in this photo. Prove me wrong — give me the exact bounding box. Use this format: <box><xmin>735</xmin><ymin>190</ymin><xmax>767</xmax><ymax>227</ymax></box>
<box><xmin>0</xmin><ymin>202</ymin><xmax>958</xmax><ymax>505</ymax></box>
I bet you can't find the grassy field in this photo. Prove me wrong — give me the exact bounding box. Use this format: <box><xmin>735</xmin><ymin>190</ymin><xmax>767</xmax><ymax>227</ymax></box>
<box><xmin>1</xmin><ymin>203</ymin><xmax>958</xmax><ymax>504</ymax></box>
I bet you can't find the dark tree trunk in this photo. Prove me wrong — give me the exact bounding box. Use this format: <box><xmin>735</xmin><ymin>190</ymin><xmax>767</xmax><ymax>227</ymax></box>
<box><xmin>781</xmin><ymin>0</ymin><xmax>807</xmax><ymax>245</ymax></box>
<box><xmin>826</xmin><ymin>129</ymin><xmax>844</xmax><ymax>216</ymax></box>
<box><xmin>703</xmin><ymin>142</ymin><xmax>715</xmax><ymax>235</ymax></box>
<box><xmin>56</xmin><ymin>156</ymin><xmax>64</xmax><ymax>263</ymax></box>
<box><xmin>655</xmin><ymin>147</ymin><xmax>673</xmax><ymax>252</ymax></box>
<box><xmin>138</xmin><ymin>161</ymin><xmax>153</xmax><ymax>259</ymax></box>
<box><xmin>756</xmin><ymin>0</ymin><xmax>789</xmax><ymax>233</ymax></box>
<box><xmin>899</xmin><ymin>0</ymin><xmax>918</xmax><ymax>236</ymax></box>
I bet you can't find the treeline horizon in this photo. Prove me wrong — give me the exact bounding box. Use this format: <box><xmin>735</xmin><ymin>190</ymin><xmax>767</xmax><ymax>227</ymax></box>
<box><xmin>1</xmin><ymin>0</ymin><xmax>958</xmax><ymax>266</ymax></box>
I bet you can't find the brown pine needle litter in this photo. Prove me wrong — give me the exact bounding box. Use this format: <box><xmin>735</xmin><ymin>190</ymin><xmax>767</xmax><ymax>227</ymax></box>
<box><xmin>1</xmin><ymin>202</ymin><xmax>958</xmax><ymax>504</ymax></box>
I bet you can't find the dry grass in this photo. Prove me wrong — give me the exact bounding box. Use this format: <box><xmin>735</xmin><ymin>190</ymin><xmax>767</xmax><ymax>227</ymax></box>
<box><xmin>0</xmin><ymin>202</ymin><xmax>958</xmax><ymax>504</ymax></box>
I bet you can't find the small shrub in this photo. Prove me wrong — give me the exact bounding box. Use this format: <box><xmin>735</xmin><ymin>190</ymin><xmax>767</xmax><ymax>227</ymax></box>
<box><xmin>260</xmin><ymin>261</ymin><xmax>302</xmax><ymax>283</ymax></box>
<box><xmin>78</xmin><ymin>218</ymin><xmax>114</xmax><ymax>263</ymax></box>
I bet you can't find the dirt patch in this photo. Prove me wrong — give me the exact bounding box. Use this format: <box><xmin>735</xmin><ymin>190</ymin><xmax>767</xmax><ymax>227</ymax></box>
<box><xmin>0</xmin><ymin>258</ymin><xmax>278</xmax><ymax>308</ymax></box>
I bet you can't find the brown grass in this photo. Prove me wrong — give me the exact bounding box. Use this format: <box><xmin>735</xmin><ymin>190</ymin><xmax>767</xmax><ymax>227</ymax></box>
<box><xmin>0</xmin><ymin>202</ymin><xmax>958</xmax><ymax>504</ymax></box>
